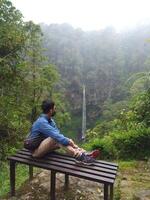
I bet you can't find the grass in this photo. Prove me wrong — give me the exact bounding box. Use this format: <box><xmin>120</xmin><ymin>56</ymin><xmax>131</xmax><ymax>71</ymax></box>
<box><xmin>0</xmin><ymin>162</ymin><xmax>29</xmax><ymax>198</ymax></box>
<box><xmin>116</xmin><ymin>160</ymin><xmax>150</xmax><ymax>200</ymax></box>
<box><xmin>0</xmin><ymin>161</ymin><xmax>40</xmax><ymax>198</ymax></box>
<box><xmin>117</xmin><ymin>160</ymin><xmax>138</xmax><ymax>170</ymax></box>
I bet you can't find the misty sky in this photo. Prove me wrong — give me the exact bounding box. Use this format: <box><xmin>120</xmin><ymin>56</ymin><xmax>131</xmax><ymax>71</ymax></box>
<box><xmin>11</xmin><ymin>0</ymin><xmax>150</xmax><ymax>31</ymax></box>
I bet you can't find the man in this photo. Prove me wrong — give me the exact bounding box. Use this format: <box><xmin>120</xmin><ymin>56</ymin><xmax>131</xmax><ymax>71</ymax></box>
<box><xmin>24</xmin><ymin>100</ymin><xmax>99</xmax><ymax>165</ymax></box>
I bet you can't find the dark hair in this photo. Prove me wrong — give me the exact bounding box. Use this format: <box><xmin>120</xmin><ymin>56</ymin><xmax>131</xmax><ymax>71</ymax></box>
<box><xmin>41</xmin><ymin>100</ymin><xmax>55</xmax><ymax>114</ymax></box>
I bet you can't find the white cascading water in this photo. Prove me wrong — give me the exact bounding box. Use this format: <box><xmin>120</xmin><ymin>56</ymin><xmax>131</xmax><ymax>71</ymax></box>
<box><xmin>81</xmin><ymin>84</ymin><xmax>86</xmax><ymax>140</ymax></box>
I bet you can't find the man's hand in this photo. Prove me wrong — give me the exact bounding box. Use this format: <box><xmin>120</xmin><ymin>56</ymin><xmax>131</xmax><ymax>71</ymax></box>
<box><xmin>69</xmin><ymin>139</ymin><xmax>77</xmax><ymax>148</ymax></box>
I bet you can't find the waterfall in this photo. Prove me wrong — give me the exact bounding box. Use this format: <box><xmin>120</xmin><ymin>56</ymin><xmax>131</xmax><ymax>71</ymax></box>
<box><xmin>81</xmin><ymin>84</ymin><xmax>86</xmax><ymax>140</ymax></box>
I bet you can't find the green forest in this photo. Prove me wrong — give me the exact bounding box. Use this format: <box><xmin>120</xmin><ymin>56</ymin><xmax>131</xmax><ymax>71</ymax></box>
<box><xmin>0</xmin><ymin>0</ymin><xmax>150</xmax><ymax>199</ymax></box>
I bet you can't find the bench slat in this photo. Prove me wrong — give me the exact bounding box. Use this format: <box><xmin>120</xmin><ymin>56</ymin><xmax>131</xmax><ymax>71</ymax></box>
<box><xmin>22</xmin><ymin>148</ymin><xmax>118</xmax><ymax>167</ymax></box>
<box><xmin>18</xmin><ymin>150</ymin><xmax>117</xmax><ymax>170</ymax></box>
<box><xmin>17</xmin><ymin>150</ymin><xmax>117</xmax><ymax>174</ymax></box>
<box><xmin>8</xmin><ymin>156</ymin><xmax>114</xmax><ymax>184</ymax></box>
<box><xmin>53</xmin><ymin>151</ymin><xmax>118</xmax><ymax>167</ymax></box>
<box><xmin>47</xmin><ymin>154</ymin><xmax>118</xmax><ymax>169</ymax></box>
<box><xmin>12</xmin><ymin>153</ymin><xmax>116</xmax><ymax>179</ymax></box>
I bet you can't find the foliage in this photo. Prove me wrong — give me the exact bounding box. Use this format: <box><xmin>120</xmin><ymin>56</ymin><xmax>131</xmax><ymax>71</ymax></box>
<box><xmin>85</xmin><ymin>89</ymin><xmax>150</xmax><ymax>160</ymax></box>
<box><xmin>0</xmin><ymin>0</ymin><xmax>25</xmax><ymax>61</ymax></box>
<box><xmin>0</xmin><ymin>162</ymin><xmax>28</xmax><ymax>197</ymax></box>
<box><xmin>53</xmin><ymin>92</ymin><xmax>71</xmax><ymax>129</ymax></box>
<box><xmin>20</xmin><ymin>21</ymin><xmax>61</xmax><ymax>123</ymax></box>
<box><xmin>61</xmin><ymin>113</ymin><xmax>82</xmax><ymax>140</ymax></box>
<box><xmin>102</xmin><ymin>99</ymin><xmax>129</xmax><ymax>121</ymax></box>
<box><xmin>86</xmin><ymin>121</ymin><xmax>114</xmax><ymax>139</ymax></box>
<box><xmin>0</xmin><ymin>0</ymin><xmax>69</xmax><ymax>160</ymax></box>
<box><xmin>126</xmin><ymin>71</ymin><xmax>150</xmax><ymax>95</ymax></box>
<box><xmin>114</xmin><ymin>178</ymin><xmax>121</xmax><ymax>200</ymax></box>
<box><xmin>84</xmin><ymin>127</ymin><xmax>150</xmax><ymax>160</ymax></box>
<box><xmin>131</xmin><ymin>89</ymin><xmax>150</xmax><ymax>126</ymax></box>
<box><xmin>83</xmin><ymin>136</ymin><xmax>115</xmax><ymax>159</ymax></box>
<box><xmin>0</xmin><ymin>161</ymin><xmax>41</xmax><ymax>198</ymax></box>
<box><xmin>111</xmin><ymin>128</ymin><xmax>150</xmax><ymax>159</ymax></box>
<box><xmin>0</xmin><ymin>0</ymin><xmax>28</xmax><ymax>160</ymax></box>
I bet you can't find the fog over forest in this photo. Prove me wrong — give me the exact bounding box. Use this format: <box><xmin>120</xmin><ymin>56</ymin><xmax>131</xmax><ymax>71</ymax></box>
<box><xmin>40</xmin><ymin>23</ymin><xmax>150</xmax><ymax>129</ymax></box>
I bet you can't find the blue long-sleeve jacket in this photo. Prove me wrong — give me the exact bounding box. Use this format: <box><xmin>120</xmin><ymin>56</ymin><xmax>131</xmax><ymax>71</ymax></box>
<box><xmin>28</xmin><ymin>114</ymin><xmax>70</xmax><ymax>146</ymax></box>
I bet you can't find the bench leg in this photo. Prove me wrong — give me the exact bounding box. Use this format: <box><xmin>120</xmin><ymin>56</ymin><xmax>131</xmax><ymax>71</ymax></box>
<box><xmin>29</xmin><ymin>165</ymin><xmax>33</xmax><ymax>180</ymax></box>
<box><xmin>104</xmin><ymin>184</ymin><xmax>108</xmax><ymax>200</ymax></box>
<box><xmin>110</xmin><ymin>184</ymin><xmax>114</xmax><ymax>200</ymax></box>
<box><xmin>64</xmin><ymin>174</ymin><xmax>69</xmax><ymax>190</ymax></box>
<box><xmin>50</xmin><ymin>170</ymin><xmax>56</xmax><ymax>200</ymax></box>
<box><xmin>10</xmin><ymin>161</ymin><xmax>16</xmax><ymax>196</ymax></box>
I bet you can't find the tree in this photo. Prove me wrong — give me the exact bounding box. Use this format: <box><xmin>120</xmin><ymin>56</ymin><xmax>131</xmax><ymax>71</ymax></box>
<box><xmin>22</xmin><ymin>21</ymin><xmax>59</xmax><ymax>123</ymax></box>
<box><xmin>132</xmin><ymin>89</ymin><xmax>150</xmax><ymax>127</ymax></box>
<box><xmin>0</xmin><ymin>0</ymin><xmax>28</xmax><ymax>160</ymax></box>
<box><xmin>0</xmin><ymin>1</ymin><xmax>63</xmax><ymax>160</ymax></box>
<box><xmin>126</xmin><ymin>71</ymin><xmax>150</xmax><ymax>94</ymax></box>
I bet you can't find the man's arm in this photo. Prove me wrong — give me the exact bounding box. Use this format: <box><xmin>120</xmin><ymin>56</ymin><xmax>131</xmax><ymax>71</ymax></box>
<box><xmin>69</xmin><ymin>139</ymin><xmax>78</xmax><ymax>148</ymax></box>
<box><xmin>39</xmin><ymin>120</ymin><xmax>70</xmax><ymax>146</ymax></box>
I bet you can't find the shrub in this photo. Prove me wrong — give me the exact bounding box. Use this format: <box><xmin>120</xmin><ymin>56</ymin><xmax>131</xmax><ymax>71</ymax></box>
<box><xmin>111</xmin><ymin>128</ymin><xmax>150</xmax><ymax>159</ymax></box>
<box><xmin>130</xmin><ymin>89</ymin><xmax>150</xmax><ymax>127</ymax></box>
<box><xmin>83</xmin><ymin>127</ymin><xmax>150</xmax><ymax>160</ymax></box>
<box><xmin>83</xmin><ymin>136</ymin><xmax>116</xmax><ymax>160</ymax></box>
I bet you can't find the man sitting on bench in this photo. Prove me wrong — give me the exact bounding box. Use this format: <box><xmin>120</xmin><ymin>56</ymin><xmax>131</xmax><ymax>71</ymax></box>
<box><xmin>24</xmin><ymin>100</ymin><xmax>99</xmax><ymax>165</ymax></box>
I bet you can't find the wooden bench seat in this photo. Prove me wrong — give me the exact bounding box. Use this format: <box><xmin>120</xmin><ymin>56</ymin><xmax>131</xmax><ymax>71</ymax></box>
<box><xmin>8</xmin><ymin>148</ymin><xmax>118</xmax><ymax>200</ymax></box>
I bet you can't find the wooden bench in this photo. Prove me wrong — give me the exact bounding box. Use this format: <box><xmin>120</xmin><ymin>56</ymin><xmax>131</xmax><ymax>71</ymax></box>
<box><xmin>8</xmin><ymin>148</ymin><xmax>118</xmax><ymax>200</ymax></box>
